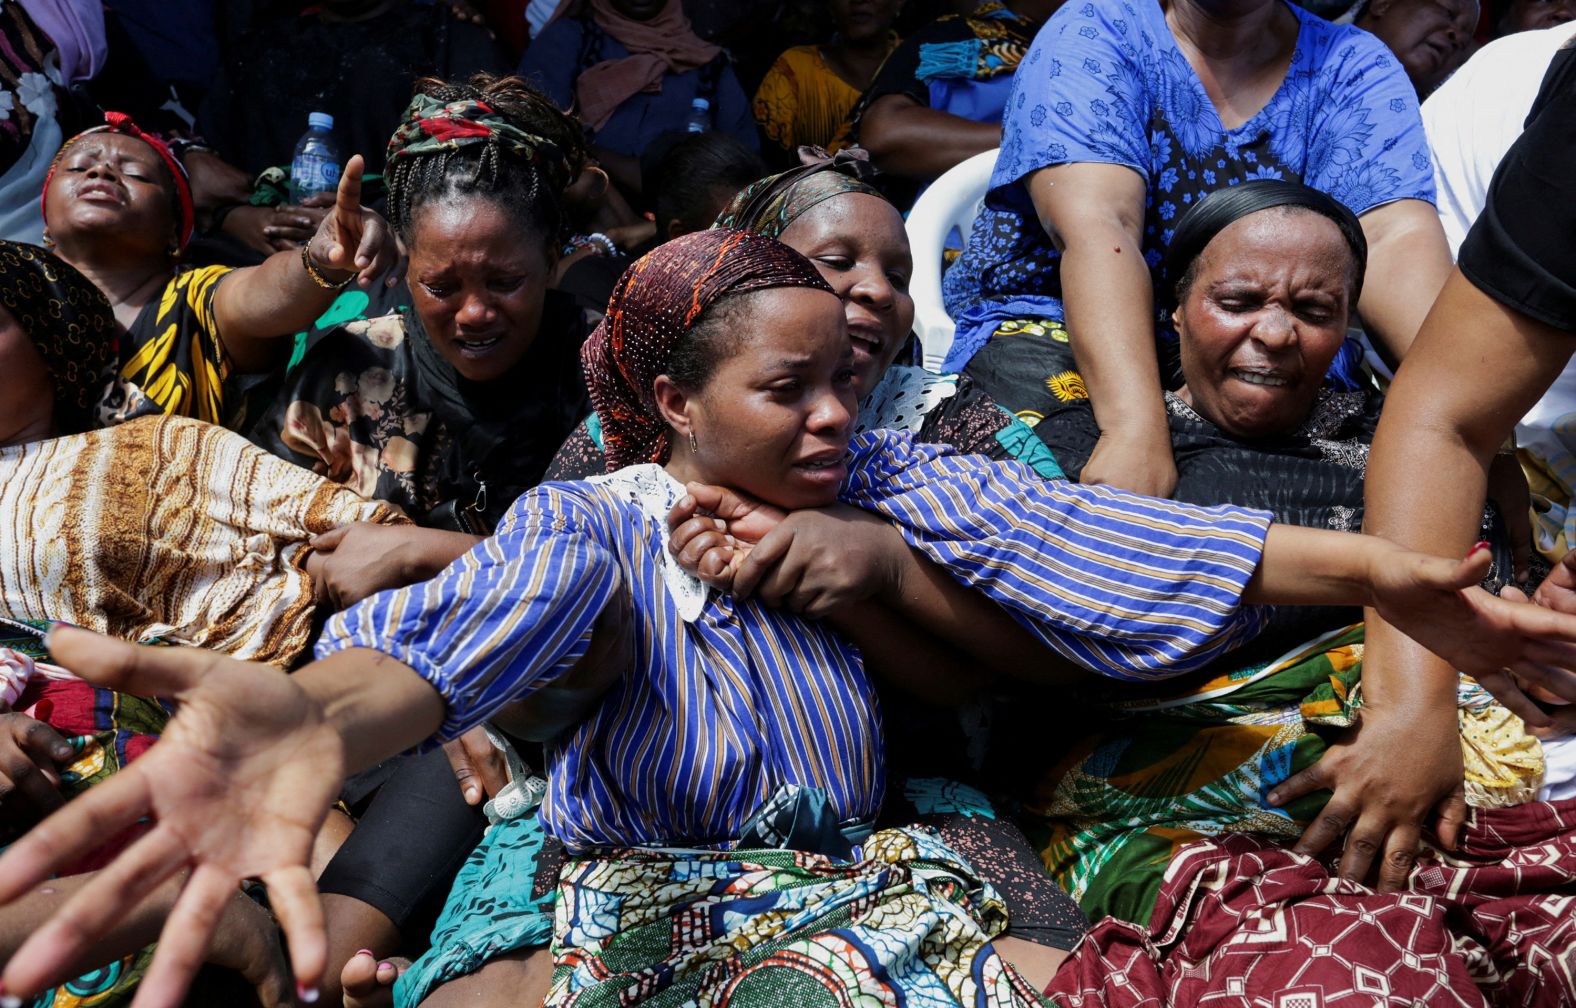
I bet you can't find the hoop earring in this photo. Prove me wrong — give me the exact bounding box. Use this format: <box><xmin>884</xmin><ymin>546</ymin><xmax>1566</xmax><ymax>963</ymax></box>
<box><xmin>688</xmin><ymin>430</ymin><xmax>698</xmax><ymax>454</ymax></box>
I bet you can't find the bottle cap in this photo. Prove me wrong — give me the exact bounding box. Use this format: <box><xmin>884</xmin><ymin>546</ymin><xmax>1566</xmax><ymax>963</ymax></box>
<box><xmin>308</xmin><ymin>112</ymin><xmax>335</xmax><ymax>131</ymax></box>
<box><xmin>690</xmin><ymin>97</ymin><xmax>710</xmax><ymax>111</ymax></box>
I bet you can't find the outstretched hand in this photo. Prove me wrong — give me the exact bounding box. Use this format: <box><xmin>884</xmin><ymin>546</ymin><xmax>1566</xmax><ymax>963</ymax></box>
<box><xmin>1367</xmin><ymin>544</ymin><xmax>1576</xmax><ymax>715</ymax></box>
<box><xmin>1486</xmin><ymin>546</ymin><xmax>1576</xmax><ymax>733</ymax></box>
<box><xmin>306</xmin><ymin>154</ymin><xmax>401</xmax><ymax>287</ymax></box>
<box><xmin>0</xmin><ymin>626</ymin><xmax>344</xmax><ymax>1008</ymax></box>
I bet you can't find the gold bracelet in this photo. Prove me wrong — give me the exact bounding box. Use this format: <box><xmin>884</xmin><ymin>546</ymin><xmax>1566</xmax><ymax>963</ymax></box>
<box><xmin>301</xmin><ymin>242</ymin><xmax>354</xmax><ymax>290</ymax></box>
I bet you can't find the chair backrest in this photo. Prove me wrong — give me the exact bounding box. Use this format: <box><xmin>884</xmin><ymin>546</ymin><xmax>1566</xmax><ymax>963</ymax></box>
<box><xmin>904</xmin><ymin>147</ymin><xmax>999</xmax><ymax>371</ymax></box>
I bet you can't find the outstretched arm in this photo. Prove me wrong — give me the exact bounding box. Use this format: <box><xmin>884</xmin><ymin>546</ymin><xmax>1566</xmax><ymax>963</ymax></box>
<box><xmin>0</xmin><ymin>635</ymin><xmax>440</xmax><ymax>1007</ymax></box>
<box><xmin>669</xmin><ymin>485</ymin><xmax>1107</xmax><ymax>695</ymax></box>
<box><xmin>212</xmin><ymin>155</ymin><xmax>401</xmax><ymax>372</ymax></box>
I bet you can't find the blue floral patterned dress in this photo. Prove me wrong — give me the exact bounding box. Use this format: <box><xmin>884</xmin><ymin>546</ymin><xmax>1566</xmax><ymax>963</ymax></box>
<box><xmin>939</xmin><ymin>0</ymin><xmax>1433</xmax><ymax>417</ymax></box>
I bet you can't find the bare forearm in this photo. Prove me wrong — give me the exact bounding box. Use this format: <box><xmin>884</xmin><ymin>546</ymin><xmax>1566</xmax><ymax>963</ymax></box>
<box><xmin>828</xmin><ymin>600</ymin><xmax>988</xmax><ymax>705</ymax></box>
<box><xmin>400</xmin><ymin>530</ymin><xmax>485</xmax><ymax>583</ymax></box>
<box><xmin>1244</xmin><ymin>525</ymin><xmax>1395</xmax><ymax>607</ymax></box>
<box><xmin>299</xmin><ymin>649</ymin><xmax>446</xmax><ymax>776</ymax></box>
<box><xmin>859</xmin><ymin>97</ymin><xmax>1001</xmax><ymax>179</ymax></box>
<box><xmin>214</xmin><ymin>248</ymin><xmax>344</xmax><ymax>371</ymax></box>
<box><xmin>0</xmin><ymin>872</ymin><xmax>176</xmax><ymax>973</ymax></box>
<box><xmin>1059</xmin><ymin>231</ymin><xmax>1168</xmax><ymax>439</ymax></box>
<box><xmin>1361</xmin><ymin>270</ymin><xmax>1564</xmax><ymax>703</ymax></box>
<box><xmin>1356</xmin><ymin>201</ymin><xmax>1452</xmax><ymax>362</ymax></box>
<box><xmin>875</xmin><ymin>543</ymin><xmax>1080</xmax><ymax>686</ymax></box>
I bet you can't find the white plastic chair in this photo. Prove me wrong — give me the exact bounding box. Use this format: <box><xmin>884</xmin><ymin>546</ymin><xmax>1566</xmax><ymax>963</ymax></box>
<box><xmin>904</xmin><ymin>147</ymin><xmax>999</xmax><ymax>372</ymax></box>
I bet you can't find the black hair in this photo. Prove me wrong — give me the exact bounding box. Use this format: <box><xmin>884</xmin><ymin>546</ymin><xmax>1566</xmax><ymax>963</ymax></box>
<box><xmin>385</xmin><ymin>74</ymin><xmax>587</xmax><ymax>248</ymax></box>
<box><xmin>641</xmin><ymin>131</ymin><xmax>768</xmax><ymax>234</ymax></box>
<box><xmin>664</xmin><ymin>289</ymin><xmax>767</xmax><ymax>390</ymax></box>
<box><xmin>1165</xmin><ymin>179</ymin><xmax>1369</xmax><ymax>306</ymax></box>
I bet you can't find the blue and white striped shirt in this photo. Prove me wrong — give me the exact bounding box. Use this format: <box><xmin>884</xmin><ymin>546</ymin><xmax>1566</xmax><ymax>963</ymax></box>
<box><xmin>317</xmin><ymin>430</ymin><xmax>1272</xmax><ymax>849</ymax></box>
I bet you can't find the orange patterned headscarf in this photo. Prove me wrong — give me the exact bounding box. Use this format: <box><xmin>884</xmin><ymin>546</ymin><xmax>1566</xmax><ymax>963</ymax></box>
<box><xmin>581</xmin><ymin>228</ymin><xmax>833</xmax><ymax>471</ymax></box>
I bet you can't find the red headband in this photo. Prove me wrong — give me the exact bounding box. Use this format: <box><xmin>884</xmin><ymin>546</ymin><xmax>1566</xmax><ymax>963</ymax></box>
<box><xmin>42</xmin><ymin>111</ymin><xmax>197</xmax><ymax>253</ymax></box>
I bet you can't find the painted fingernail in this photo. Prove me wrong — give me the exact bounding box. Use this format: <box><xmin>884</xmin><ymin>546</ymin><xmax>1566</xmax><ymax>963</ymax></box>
<box><xmin>355</xmin><ymin>949</ymin><xmax>374</xmax><ymax>958</ymax></box>
<box><xmin>1470</xmin><ymin>541</ymin><xmax>1491</xmax><ymax>556</ymax></box>
<box><xmin>0</xmin><ymin>980</ymin><xmax>19</xmax><ymax>1008</ymax></box>
<box><xmin>297</xmin><ymin>982</ymin><xmax>320</xmax><ymax>1003</ymax></box>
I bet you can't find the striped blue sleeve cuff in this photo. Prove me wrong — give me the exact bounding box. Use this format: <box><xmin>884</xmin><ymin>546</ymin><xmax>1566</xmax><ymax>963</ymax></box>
<box><xmin>841</xmin><ymin>430</ymin><xmax>1273</xmax><ymax>681</ymax></box>
<box><xmin>314</xmin><ymin>487</ymin><xmax>619</xmax><ymax>740</ymax></box>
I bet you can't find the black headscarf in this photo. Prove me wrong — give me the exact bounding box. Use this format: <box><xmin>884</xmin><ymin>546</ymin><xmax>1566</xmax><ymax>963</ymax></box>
<box><xmin>1163</xmin><ymin>180</ymin><xmax>1368</xmax><ymax>307</ymax></box>
<box><xmin>0</xmin><ymin>241</ymin><xmax>118</xmax><ymax>434</ymax></box>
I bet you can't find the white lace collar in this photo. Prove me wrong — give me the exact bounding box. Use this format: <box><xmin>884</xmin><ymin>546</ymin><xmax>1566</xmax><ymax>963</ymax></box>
<box><xmin>586</xmin><ymin>464</ymin><xmax>709</xmax><ymax>622</ymax></box>
<box><xmin>856</xmin><ymin>365</ymin><xmax>959</xmax><ymax>436</ymax></box>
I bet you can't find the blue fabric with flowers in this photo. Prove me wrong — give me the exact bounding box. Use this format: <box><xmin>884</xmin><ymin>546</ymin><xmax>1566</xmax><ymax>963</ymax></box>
<box><xmin>940</xmin><ymin>0</ymin><xmax>1434</xmax><ymax>373</ymax></box>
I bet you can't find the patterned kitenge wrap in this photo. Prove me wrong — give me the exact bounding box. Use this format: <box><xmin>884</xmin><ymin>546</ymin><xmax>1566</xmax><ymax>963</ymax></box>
<box><xmin>0</xmin><ymin>240</ymin><xmax>118</xmax><ymax>434</ymax></box>
<box><xmin>915</xmin><ymin>0</ymin><xmax>1041</xmax><ymax>83</ymax></box>
<box><xmin>548</xmin><ymin>827</ymin><xmax>1048</xmax><ymax>1007</ymax></box>
<box><xmin>1027</xmin><ymin>623</ymin><xmax>1545</xmax><ymax>927</ymax></box>
<box><xmin>582</xmin><ymin>228</ymin><xmax>834</xmax><ymax>470</ymax></box>
<box><xmin>42</xmin><ymin>112</ymin><xmax>197</xmax><ymax>251</ymax></box>
<box><xmin>714</xmin><ymin>146</ymin><xmax>881</xmax><ymax>239</ymax></box>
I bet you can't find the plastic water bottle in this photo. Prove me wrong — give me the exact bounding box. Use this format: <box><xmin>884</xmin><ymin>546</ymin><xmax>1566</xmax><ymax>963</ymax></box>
<box><xmin>684</xmin><ymin>97</ymin><xmax>711</xmax><ymax>133</ymax></box>
<box><xmin>290</xmin><ymin>112</ymin><xmax>341</xmax><ymax>201</ymax></box>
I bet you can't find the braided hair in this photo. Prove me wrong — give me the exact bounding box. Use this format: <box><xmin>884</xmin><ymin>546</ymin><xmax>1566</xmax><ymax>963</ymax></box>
<box><xmin>384</xmin><ymin>73</ymin><xmax>587</xmax><ymax>248</ymax></box>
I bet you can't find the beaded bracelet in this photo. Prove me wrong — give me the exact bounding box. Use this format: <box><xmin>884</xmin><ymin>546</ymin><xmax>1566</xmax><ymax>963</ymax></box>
<box><xmin>562</xmin><ymin>231</ymin><xmax>619</xmax><ymax>258</ymax></box>
<box><xmin>300</xmin><ymin>242</ymin><xmax>354</xmax><ymax>289</ymax></box>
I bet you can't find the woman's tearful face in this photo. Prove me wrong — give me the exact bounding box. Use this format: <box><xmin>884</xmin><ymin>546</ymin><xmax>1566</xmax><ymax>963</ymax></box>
<box><xmin>671</xmin><ymin>286</ymin><xmax>858</xmax><ymax>511</ymax></box>
<box><xmin>1173</xmin><ymin>208</ymin><xmax>1356</xmax><ymax>439</ymax></box>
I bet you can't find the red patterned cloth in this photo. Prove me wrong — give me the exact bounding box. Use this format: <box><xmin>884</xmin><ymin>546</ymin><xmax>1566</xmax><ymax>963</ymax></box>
<box><xmin>1047</xmin><ymin>799</ymin><xmax>1576</xmax><ymax>1007</ymax></box>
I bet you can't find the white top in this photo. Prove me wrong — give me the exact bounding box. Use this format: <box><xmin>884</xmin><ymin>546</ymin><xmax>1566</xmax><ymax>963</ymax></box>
<box><xmin>1422</xmin><ymin>22</ymin><xmax>1576</xmax><ymax>255</ymax></box>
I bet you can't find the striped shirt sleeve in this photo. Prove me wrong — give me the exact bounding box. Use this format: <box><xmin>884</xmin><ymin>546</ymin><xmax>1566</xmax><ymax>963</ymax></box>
<box><xmin>314</xmin><ymin>485</ymin><xmax>619</xmax><ymax>739</ymax></box>
<box><xmin>839</xmin><ymin>430</ymin><xmax>1273</xmax><ymax>681</ymax></box>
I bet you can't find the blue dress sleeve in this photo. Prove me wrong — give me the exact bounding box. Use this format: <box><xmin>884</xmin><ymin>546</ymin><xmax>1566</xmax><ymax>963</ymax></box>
<box><xmin>993</xmin><ymin>1</ymin><xmax>1153</xmax><ymax>190</ymax></box>
<box><xmin>518</xmin><ymin>18</ymin><xmax>584</xmax><ymax>109</ymax></box>
<box><xmin>314</xmin><ymin>485</ymin><xmax>619</xmax><ymax>741</ymax></box>
<box><xmin>1290</xmin><ymin>24</ymin><xmax>1436</xmax><ymax>212</ymax></box>
<box><xmin>838</xmin><ymin>430</ymin><xmax>1272</xmax><ymax>681</ymax></box>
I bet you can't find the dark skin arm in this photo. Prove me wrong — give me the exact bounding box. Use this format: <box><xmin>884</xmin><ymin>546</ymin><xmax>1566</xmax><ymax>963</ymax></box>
<box><xmin>1027</xmin><ymin>162</ymin><xmax>1178</xmax><ymax>497</ymax></box>
<box><xmin>858</xmin><ymin>94</ymin><xmax>1004</xmax><ymax>180</ymax></box>
<box><xmin>1270</xmin><ymin>268</ymin><xmax>1576</xmax><ymax>891</ymax></box>
<box><xmin>668</xmin><ymin>485</ymin><xmax>1083</xmax><ymax>698</ymax></box>
<box><xmin>212</xmin><ymin>155</ymin><xmax>400</xmax><ymax>373</ymax></box>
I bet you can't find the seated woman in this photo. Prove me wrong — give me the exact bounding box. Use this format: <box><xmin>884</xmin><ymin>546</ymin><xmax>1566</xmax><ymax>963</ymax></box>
<box><xmin>853</xmin><ymin>0</ymin><xmax>1058</xmax><ymax>202</ymax></box>
<box><xmin>940</xmin><ymin>0</ymin><xmax>1449</xmax><ymax>502</ymax></box>
<box><xmin>517</xmin><ymin>0</ymin><xmax>758</xmax><ymax>200</ymax></box>
<box><xmin>1348</xmin><ymin>0</ymin><xmax>1480</xmax><ymax>97</ymax></box>
<box><xmin>41</xmin><ymin>112</ymin><xmax>398</xmax><ymax>429</ymax></box>
<box><xmin>0</xmin><ymin>239</ymin><xmax>405</xmax><ymax>1006</ymax></box>
<box><xmin>986</xmin><ymin>184</ymin><xmax>1575</xmax><ymax>1002</ymax></box>
<box><xmin>246</xmin><ymin>74</ymin><xmax>603</xmax><ymax>1002</ymax></box>
<box><xmin>250</xmin><ymin>74</ymin><xmax>593</xmax><ymax>540</ymax></box>
<box><xmin>5</xmin><ymin>228</ymin><xmax>1575</xmax><ymax>1008</ymax></box>
<box><xmin>546</xmin><ymin>149</ymin><xmax>1064</xmax><ymax>483</ymax></box>
<box><xmin>752</xmin><ymin>0</ymin><xmax>900</xmax><ymax>163</ymax></box>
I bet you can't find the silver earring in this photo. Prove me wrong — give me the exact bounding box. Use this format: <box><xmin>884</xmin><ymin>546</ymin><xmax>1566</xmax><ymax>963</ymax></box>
<box><xmin>689</xmin><ymin>430</ymin><xmax>698</xmax><ymax>454</ymax></box>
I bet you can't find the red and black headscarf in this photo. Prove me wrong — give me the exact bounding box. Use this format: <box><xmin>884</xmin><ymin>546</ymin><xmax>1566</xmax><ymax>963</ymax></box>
<box><xmin>41</xmin><ymin>111</ymin><xmax>197</xmax><ymax>253</ymax></box>
<box><xmin>582</xmin><ymin>228</ymin><xmax>834</xmax><ymax>471</ymax></box>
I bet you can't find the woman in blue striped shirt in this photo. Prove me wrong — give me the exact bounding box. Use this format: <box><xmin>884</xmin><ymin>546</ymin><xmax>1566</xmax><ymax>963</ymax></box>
<box><xmin>6</xmin><ymin>229</ymin><xmax>1576</xmax><ymax>1008</ymax></box>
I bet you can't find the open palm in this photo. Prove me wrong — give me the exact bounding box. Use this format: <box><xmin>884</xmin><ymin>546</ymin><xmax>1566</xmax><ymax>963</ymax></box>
<box><xmin>0</xmin><ymin>626</ymin><xmax>343</xmax><ymax>1008</ymax></box>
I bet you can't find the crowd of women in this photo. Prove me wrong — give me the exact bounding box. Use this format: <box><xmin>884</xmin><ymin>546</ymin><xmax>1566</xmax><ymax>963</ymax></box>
<box><xmin>0</xmin><ymin>0</ymin><xmax>1575</xmax><ymax>1007</ymax></box>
